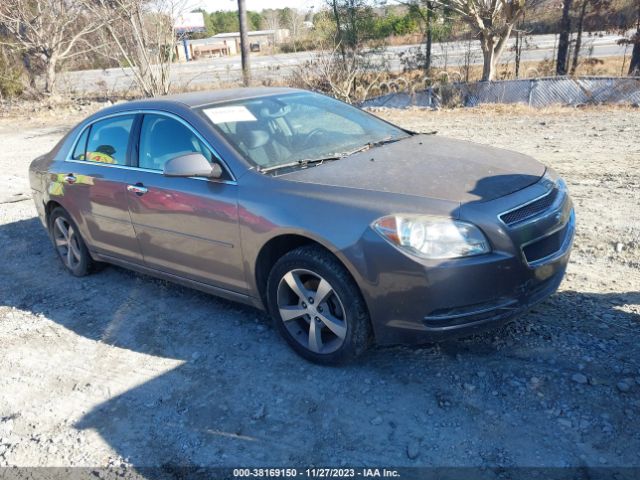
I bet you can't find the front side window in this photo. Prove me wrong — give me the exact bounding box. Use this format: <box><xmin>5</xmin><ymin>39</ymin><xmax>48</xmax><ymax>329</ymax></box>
<box><xmin>138</xmin><ymin>114</ymin><xmax>215</xmax><ymax>171</ymax></box>
<box><xmin>83</xmin><ymin>115</ymin><xmax>135</xmax><ymax>165</ymax></box>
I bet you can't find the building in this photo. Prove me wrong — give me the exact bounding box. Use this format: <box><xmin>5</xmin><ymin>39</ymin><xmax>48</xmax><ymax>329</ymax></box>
<box><xmin>211</xmin><ymin>29</ymin><xmax>290</xmax><ymax>53</ymax></box>
<box><xmin>174</xmin><ymin>29</ymin><xmax>290</xmax><ymax>62</ymax></box>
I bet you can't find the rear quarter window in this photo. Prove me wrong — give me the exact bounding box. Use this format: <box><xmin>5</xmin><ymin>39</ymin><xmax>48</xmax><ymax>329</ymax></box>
<box><xmin>71</xmin><ymin>127</ymin><xmax>90</xmax><ymax>160</ymax></box>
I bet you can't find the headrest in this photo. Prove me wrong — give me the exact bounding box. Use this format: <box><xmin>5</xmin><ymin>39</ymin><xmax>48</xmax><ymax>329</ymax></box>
<box><xmin>236</xmin><ymin>122</ymin><xmax>270</xmax><ymax>149</ymax></box>
<box><xmin>259</xmin><ymin>103</ymin><xmax>290</xmax><ymax>118</ymax></box>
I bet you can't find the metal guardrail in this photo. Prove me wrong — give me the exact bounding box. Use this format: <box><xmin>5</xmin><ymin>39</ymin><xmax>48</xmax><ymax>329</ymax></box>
<box><xmin>361</xmin><ymin>77</ymin><xmax>640</xmax><ymax>109</ymax></box>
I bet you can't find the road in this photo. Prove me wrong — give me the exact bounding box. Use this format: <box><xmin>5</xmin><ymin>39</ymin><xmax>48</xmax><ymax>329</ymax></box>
<box><xmin>59</xmin><ymin>32</ymin><xmax>629</xmax><ymax>94</ymax></box>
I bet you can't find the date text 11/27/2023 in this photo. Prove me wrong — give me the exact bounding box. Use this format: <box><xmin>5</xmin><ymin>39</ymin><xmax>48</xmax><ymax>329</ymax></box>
<box><xmin>232</xmin><ymin>468</ymin><xmax>401</xmax><ymax>478</ymax></box>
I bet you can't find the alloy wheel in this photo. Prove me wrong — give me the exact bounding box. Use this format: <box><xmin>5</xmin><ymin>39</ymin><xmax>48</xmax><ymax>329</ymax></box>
<box><xmin>276</xmin><ymin>268</ymin><xmax>348</xmax><ymax>354</ymax></box>
<box><xmin>53</xmin><ymin>216</ymin><xmax>82</xmax><ymax>271</ymax></box>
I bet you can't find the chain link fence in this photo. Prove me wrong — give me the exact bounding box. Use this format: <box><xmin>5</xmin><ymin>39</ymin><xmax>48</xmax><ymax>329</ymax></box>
<box><xmin>361</xmin><ymin>76</ymin><xmax>640</xmax><ymax>109</ymax></box>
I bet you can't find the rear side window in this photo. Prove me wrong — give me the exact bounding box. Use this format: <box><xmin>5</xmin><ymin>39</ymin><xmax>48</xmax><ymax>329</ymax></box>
<box><xmin>79</xmin><ymin>115</ymin><xmax>135</xmax><ymax>165</ymax></box>
<box><xmin>138</xmin><ymin>114</ymin><xmax>215</xmax><ymax>171</ymax></box>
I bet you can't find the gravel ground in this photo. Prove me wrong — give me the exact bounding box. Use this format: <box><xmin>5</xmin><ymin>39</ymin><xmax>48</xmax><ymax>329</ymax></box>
<box><xmin>0</xmin><ymin>104</ymin><xmax>639</xmax><ymax>472</ymax></box>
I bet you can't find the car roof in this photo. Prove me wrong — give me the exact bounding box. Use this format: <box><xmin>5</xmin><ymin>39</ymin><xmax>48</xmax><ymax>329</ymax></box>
<box><xmin>163</xmin><ymin>86</ymin><xmax>305</xmax><ymax>107</ymax></box>
<box><xmin>111</xmin><ymin>86</ymin><xmax>306</xmax><ymax>111</ymax></box>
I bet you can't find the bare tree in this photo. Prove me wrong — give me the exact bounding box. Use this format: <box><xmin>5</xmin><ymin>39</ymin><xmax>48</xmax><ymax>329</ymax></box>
<box><xmin>292</xmin><ymin>44</ymin><xmax>384</xmax><ymax>103</ymax></box>
<box><xmin>631</xmin><ymin>34</ymin><xmax>640</xmax><ymax>76</ymax></box>
<box><xmin>569</xmin><ymin>0</ymin><xmax>612</xmax><ymax>75</ymax></box>
<box><xmin>395</xmin><ymin>0</ymin><xmax>439</xmax><ymax>73</ymax></box>
<box><xmin>261</xmin><ymin>10</ymin><xmax>280</xmax><ymax>53</ymax></box>
<box><xmin>512</xmin><ymin>10</ymin><xmax>530</xmax><ymax>78</ymax></box>
<box><xmin>461</xmin><ymin>32</ymin><xmax>478</xmax><ymax>82</ymax></box>
<box><xmin>238</xmin><ymin>0</ymin><xmax>251</xmax><ymax>86</ymax></box>
<box><xmin>0</xmin><ymin>0</ymin><xmax>104</xmax><ymax>94</ymax></box>
<box><xmin>625</xmin><ymin>0</ymin><xmax>640</xmax><ymax>75</ymax></box>
<box><xmin>285</xmin><ymin>9</ymin><xmax>307</xmax><ymax>53</ymax></box>
<box><xmin>329</xmin><ymin>0</ymin><xmax>347</xmax><ymax>60</ymax></box>
<box><xmin>556</xmin><ymin>0</ymin><xmax>573</xmax><ymax>75</ymax></box>
<box><xmin>0</xmin><ymin>45</ymin><xmax>24</xmax><ymax>99</ymax></box>
<box><xmin>262</xmin><ymin>8</ymin><xmax>280</xmax><ymax>52</ymax></box>
<box><xmin>442</xmin><ymin>0</ymin><xmax>535</xmax><ymax>81</ymax></box>
<box><xmin>570</xmin><ymin>0</ymin><xmax>588</xmax><ymax>74</ymax></box>
<box><xmin>262</xmin><ymin>9</ymin><xmax>281</xmax><ymax>32</ymax></box>
<box><xmin>84</xmin><ymin>0</ymin><xmax>182</xmax><ymax>97</ymax></box>
<box><xmin>419</xmin><ymin>1</ymin><xmax>437</xmax><ymax>71</ymax></box>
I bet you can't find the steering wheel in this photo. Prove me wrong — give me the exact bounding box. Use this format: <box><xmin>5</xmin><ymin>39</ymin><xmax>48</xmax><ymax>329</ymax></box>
<box><xmin>303</xmin><ymin>128</ymin><xmax>328</xmax><ymax>148</ymax></box>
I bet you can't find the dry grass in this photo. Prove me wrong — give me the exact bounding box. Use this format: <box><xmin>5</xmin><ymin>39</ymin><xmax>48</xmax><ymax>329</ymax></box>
<box><xmin>419</xmin><ymin>102</ymin><xmax>639</xmax><ymax>117</ymax></box>
<box><xmin>2</xmin><ymin>53</ymin><xmax>637</xmax><ymax>120</ymax></box>
<box><xmin>430</xmin><ymin>56</ymin><xmax>634</xmax><ymax>83</ymax></box>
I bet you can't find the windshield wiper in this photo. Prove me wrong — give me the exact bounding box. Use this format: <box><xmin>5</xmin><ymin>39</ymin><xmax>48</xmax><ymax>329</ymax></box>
<box><xmin>259</xmin><ymin>156</ymin><xmax>341</xmax><ymax>174</ymax></box>
<box><xmin>345</xmin><ymin>136</ymin><xmax>403</xmax><ymax>156</ymax></box>
<box><xmin>259</xmin><ymin>136</ymin><xmax>405</xmax><ymax>174</ymax></box>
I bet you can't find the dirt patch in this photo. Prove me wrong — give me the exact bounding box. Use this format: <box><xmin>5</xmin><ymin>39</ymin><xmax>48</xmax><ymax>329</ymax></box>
<box><xmin>0</xmin><ymin>105</ymin><xmax>638</xmax><ymax>471</ymax></box>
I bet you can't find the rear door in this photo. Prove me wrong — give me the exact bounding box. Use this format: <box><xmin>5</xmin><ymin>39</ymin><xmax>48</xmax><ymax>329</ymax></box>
<box><xmin>60</xmin><ymin>114</ymin><xmax>143</xmax><ymax>263</ymax></box>
<box><xmin>124</xmin><ymin>112</ymin><xmax>246</xmax><ymax>293</ymax></box>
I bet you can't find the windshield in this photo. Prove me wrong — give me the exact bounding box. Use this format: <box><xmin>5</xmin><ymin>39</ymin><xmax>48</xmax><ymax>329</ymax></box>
<box><xmin>199</xmin><ymin>92</ymin><xmax>410</xmax><ymax>171</ymax></box>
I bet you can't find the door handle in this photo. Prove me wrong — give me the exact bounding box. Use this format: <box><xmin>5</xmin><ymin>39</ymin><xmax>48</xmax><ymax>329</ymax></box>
<box><xmin>127</xmin><ymin>184</ymin><xmax>148</xmax><ymax>196</ymax></box>
<box><xmin>64</xmin><ymin>174</ymin><xmax>76</xmax><ymax>184</ymax></box>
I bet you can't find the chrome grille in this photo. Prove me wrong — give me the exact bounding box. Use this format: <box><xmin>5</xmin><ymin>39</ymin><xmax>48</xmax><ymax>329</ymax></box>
<box><xmin>500</xmin><ymin>189</ymin><xmax>559</xmax><ymax>226</ymax></box>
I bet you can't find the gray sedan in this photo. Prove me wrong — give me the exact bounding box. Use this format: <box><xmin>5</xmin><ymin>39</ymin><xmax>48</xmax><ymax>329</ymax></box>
<box><xmin>28</xmin><ymin>87</ymin><xmax>575</xmax><ymax>363</ymax></box>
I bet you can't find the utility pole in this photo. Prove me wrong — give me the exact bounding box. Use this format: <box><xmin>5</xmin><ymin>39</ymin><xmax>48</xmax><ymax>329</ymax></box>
<box><xmin>237</xmin><ymin>0</ymin><xmax>251</xmax><ymax>86</ymax></box>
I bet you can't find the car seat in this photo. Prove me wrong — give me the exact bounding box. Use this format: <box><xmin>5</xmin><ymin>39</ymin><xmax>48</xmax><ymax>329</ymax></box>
<box><xmin>234</xmin><ymin>121</ymin><xmax>290</xmax><ymax>167</ymax></box>
<box><xmin>92</xmin><ymin>126</ymin><xmax>130</xmax><ymax>164</ymax></box>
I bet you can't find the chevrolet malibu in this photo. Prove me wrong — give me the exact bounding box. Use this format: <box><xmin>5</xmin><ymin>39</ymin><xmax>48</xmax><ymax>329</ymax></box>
<box><xmin>29</xmin><ymin>87</ymin><xmax>575</xmax><ymax>364</ymax></box>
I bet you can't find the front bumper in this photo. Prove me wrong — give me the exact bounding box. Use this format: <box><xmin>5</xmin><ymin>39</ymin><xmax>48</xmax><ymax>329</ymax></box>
<box><xmin>357</xmin><ymin>183</ymin><xmax>575</xmax><ymax>345</ymax></box>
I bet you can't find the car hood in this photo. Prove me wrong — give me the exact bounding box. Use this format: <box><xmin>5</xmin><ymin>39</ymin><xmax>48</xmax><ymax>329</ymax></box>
<box><xmin>280</xmin><ymin>134</ymin><xmax>545</xmax><ymax>203</ymax></box>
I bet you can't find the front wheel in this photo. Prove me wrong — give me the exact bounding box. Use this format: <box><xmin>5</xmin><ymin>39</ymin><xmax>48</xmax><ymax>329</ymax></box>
<box><xmin>266</xmin><ymin>246</ymin><xmax>372</xmax><ymax>364</ymax></box>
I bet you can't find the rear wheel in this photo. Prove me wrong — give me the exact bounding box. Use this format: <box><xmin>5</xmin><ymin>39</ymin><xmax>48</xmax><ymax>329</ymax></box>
<box><xmin>266</xmin><ymin>246</ymin><xmax>372</xmax><ymax>364</ymax></box>
<box><xmin>49</xmin><ymin>207</ymin><xmax>94</xmax><ymax>277</ymax></box>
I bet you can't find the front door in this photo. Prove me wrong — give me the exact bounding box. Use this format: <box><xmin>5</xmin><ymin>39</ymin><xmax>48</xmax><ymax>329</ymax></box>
<box><xmin>125</xmin><ymin>113</ymin><xmax>246</xmax><ymax>293</ymax></box>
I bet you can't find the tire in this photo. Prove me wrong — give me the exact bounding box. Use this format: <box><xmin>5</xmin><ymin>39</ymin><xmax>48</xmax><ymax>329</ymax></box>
<box><xmin>48</xmin><ymin>207</ymin><xmax>94</xmax><ymax>277</ymax></box>
<box><xmin>266</xmin><ymin>245</ymin><xmax>373</xmax><ymax>364</ymax></box>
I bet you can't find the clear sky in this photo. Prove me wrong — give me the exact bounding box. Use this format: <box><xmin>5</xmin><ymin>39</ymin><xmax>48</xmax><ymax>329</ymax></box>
<box><xmin>196</xmin><ymin>0</ymin><xmax>318</xmax><ymax>12</ymax></box>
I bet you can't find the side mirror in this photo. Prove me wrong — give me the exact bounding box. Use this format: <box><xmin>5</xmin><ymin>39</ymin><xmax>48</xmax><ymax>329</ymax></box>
<box><xmin>162</xmin><ymin>153</ymin><xmax>223</xmax><ymax>179</ymax></box>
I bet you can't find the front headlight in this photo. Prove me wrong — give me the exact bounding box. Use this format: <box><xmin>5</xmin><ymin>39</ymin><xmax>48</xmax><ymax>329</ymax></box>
<box><xmin>542</xmin><ymin>169</ymin><xmax>567</xmax><ymax>193</ymax></box>
<box><xmin>372</xmin><ymin>215</ymin><xmax>491</xmax><ymax>260</ymax></box>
